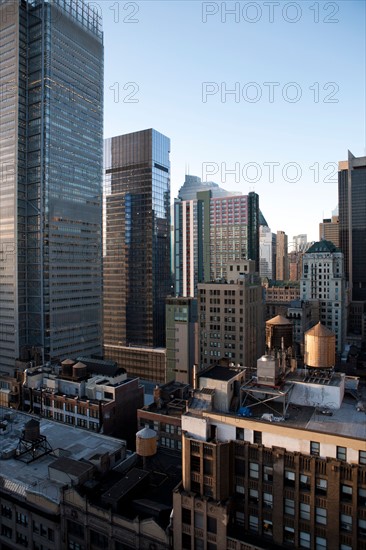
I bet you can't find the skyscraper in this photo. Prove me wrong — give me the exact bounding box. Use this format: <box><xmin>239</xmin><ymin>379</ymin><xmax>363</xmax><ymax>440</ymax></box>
<box><xmin>174</xmin><ymin>191</ymin><xmax>259</xmax><ymax>296</ymax></box>
<box><xmin>103</xmin><ymin>129</ymin><xmax>171</xmax><ymax>354</ymax></box>
<box><xmin>198</xmin><ymin>260</ymin><xmax>264</xmax><ymax>371</ymax></box>
<box><xmin>301</xmin><ymin>241</ymin><xmax>346</xmax><ymax>353</ymax></box>
<box><xmin>259</xmin><ymin>215</ymin><xmax>276</xmax><ymax>280</ymax></box>
<box><xmin>319</xmin><ymin>215</ymin><xmax>339</xmax><ymax>247</ymax></box>
<box><xmin>276</xmin><ymin>230</ymin><xmax>289</xmax><ymax>281</ymax></box>
<box><xmin>338</xmin><ymin>151</ymin><xmax>366</xmax><ymax>301</ymax></box>
<box><xmin>0</xmin><ymin>0</ymin><xmax>104</xmax><ymax>373</ymax></box>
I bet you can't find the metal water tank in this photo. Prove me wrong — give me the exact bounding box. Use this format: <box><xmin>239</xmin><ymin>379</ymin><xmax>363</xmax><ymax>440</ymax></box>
<box><xmin>266</xmin><ymin>315</ymin><xmax>293</xmax><ymax>350</ymax></box>
<box><xmin>136</xmin><ymin>426</ymin><xmax>157</xmax><ymax>457</ymax></box>
<box><xmin>305</xmin><ymin>322</ymin><xmax>335</xmax><ymax>368</ymax></box>
<box><xmin>24</xmin><ymin>419</ymin><xmax>40</xmax><ymax>441</ymax></box>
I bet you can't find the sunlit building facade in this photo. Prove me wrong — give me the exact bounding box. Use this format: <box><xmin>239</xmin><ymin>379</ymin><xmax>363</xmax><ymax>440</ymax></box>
<box><xmin>0</xmin><ymin>0</ymin><xmax>104</xmax><ymax>373</ymax></box>
<box><xmin>103</xmin><ymin>129</ymin><xmax>171</xmax><ymax>351</ymax></box>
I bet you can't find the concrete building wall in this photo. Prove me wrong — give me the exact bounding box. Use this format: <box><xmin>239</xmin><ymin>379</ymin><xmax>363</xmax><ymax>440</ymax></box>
<box><xmin>301</xmin><ymin>248</ymin><xmax>346</xmax><ymax>353</ymax></box>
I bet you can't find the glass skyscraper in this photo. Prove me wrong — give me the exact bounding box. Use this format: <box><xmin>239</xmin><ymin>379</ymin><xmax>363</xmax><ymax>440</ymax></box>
<box><xmin>174</xmin><ymin>191</ymin><xmax>259</xmax><ymax>297</ymax></box>
<box><xmin>338</xmin><ymin>152</ymin><xmax>366</xmax><ymax>301</ymax></box>
<box><xmin>103</xmin><ymin>129</ymin><xmax>171</xmax><ymax>351</ymax></box>
<box><xmin>0</xmin><ymin>0</ymin><xmax>104</xmax><ymax>372</ymax></box>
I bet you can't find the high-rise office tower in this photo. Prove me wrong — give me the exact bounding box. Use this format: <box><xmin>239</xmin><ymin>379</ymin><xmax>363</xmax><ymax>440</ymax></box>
<box><xmin>338</xmin><ymin>152</ymin><xmax>366</xmax><ymax>301</ymax></box>
<box><xmin>103</xmin><ymin>129</ymin><xmax>171</xmax><ymax>358</ymax></box>
<box><xmin>292</xmin><ymin>234</ymin><xmax>307</xmax><ymax>252</ymax></box>
<box><xmin>165</xmin><ymin>297</ymin><xmax>198</xmax><ymax>384</ymax></box>
<box><xmin>174</xmin><ymin>191</ymin><xmax>259</xmax><ymax>297</ymax></box>
<box><xmin>301</xmin><ymin>241</ymin><xmax>346</xmax><ymax>353</ymax></box>
<box><xmin>198</xmin><ymin>260</ymin><xmax>264</xmax><ymax>371</ymax></box>
<box><xmin>320</xmin><ymin>215</ymin><xmax>339</xmax><ymax>247</ymax></box>
<box><xmin>259</xmin><ymin>213</ymin><xmax>276</xmax><ymax>280</ymax></box>
<box><xmin>276</xmin><ymin>230</ymin><xmax>289</xmax><ymax>281</ymax></box>
<box><xmin>177</xmin><ymin>174</ymin><xmax>238</xmax><ymax>200</ymax></box>
<box><xmin>0</xmin><ymin>0</ymin><xmax>104</xmax><ymax>373</ymax></box>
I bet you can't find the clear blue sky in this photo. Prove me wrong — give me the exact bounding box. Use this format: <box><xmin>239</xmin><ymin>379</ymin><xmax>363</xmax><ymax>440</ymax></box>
<box><xmin>101</xmin><ymin>0</ymin><xmax>365</xmax><ymax>243</ymax></box>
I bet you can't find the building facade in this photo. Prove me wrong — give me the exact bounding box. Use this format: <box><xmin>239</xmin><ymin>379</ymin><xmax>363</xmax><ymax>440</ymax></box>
<box><xmin>172</xmin><ymin>375</ymin><xmax>366</xmax><ymax>550</ymax></box>
<box><xmin>174</xmin><ymin>191</ymin><xmax>259</xmax><ymax>297</ymax></box>
<box><xmin>198</xmin><ymin>261</ymin><xmax>264</xmax><ymax>371</ymax></box>
<box><xmin>103</xmin><ymin>129</ymin><xmax>171</xmax><ymax>350</ymax></box>
<box><xmin>19</xmin><ymin>360</ymin><xmax>144</xmax><ymax>446</ymax></box>
<box><xmin>259</xmin><ymin>225</ymin><xmax>276</xmax><ymax>280</ymax></box>
<box><xmin>338</xmin><ymin>152</ymin><xmax>366</xmax><ymax>302</ymax></box>
<box><xmin>0</xmin><ymin>0</ymin><xmax>104</xmax><ymax>374</ymax></box>
<box><xmin>319</xmin><ymin>216</ymin><xmax>339</xmax><ymax>248</ymax></box>
<box><xmin>276</xmin><ymin>231</ymin><xmax>289</xmax><ymax>281</ymax></box>
<box><xmin>166</xmin><ymin>297</ymin><xmax>199</xmax><ymax>384</ymax></box>
<box><xmin>104</xmin><ymin>344</ymin><xmax>167</xmax><ymax>384</ymax></box>
<box><xmin>301</xmin><ymin>241</ymin><xmax>346</xmax><ymax>353</ymax></box>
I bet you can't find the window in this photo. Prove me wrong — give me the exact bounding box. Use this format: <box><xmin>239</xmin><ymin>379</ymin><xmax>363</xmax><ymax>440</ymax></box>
<box><xmin>191</xmin><ymin>455</ymin><xmax>200</xmax><ymax>472</ymax></box>
<box><xmin>316</xmin><ymin>478</ymin><xmax>327</xmax><ymax>495</ymax></box>
<box><xmin>340</xmin><ymin>514</ymin><xmax>352</xmax><ymax>532</ymax></box>
<box><xmin>67</xmin><ymin>520</ymin><xmax>84</xmax><ymax>538</ymax></box>
<box><xmin>284</xmin><ymin>498</ymin><xmax>295</xmax><ymax>516</ymax></box>
<box><xmin>359</xmin><ymin>519</ymin><xmax>366</xmax><ymax>538</ymax></box>
<box><xmin>299</xmin><ymin>531</ymin><xmax>311</xmax><ymax>548</ymax></box>
<box><xmin>263</xmin><ymin>519</ymin><xmax>273</xmax><ymax>537</ymax></box>
<box><xmin>236</xmin><ymin>427</ymin><xmax>244</xmax><ymax>440</ymax></box>
<box><xmin>249</xmin><ymin>462</ymin><xmax>259</xmax><ymax>479</ymax></box>
<box><xmin>16</xmin><ymin>532</ymin><xmax>29</xmax><ymax>547</ymax></box>
<box><xmin>90</xmin><ymin>530</ymin><xmax>108</xmax><ymax>548</ymax></box>
<box><xmin>300</xmin><ymin>474</ymin><xmax>311</xmax><ymax>491</ymax></box>
<box><xmin>194</xmin><ymin>511</ymin><xmax>203</xmax><ymax>529</ymax></box>
<box><xmin>235</xmin><ymin>511</ymin><xmax>244</xmax><ymax>526</ymax></box>
<box><xmin>337</xmin><ymin>446</ymin><xmax>347</xmax><ymax>461</ymax></box>
<box><xmin>316</xmin><ymin>507</ymin><xmax>327</xmax><ymax>525</ymax></box>
<box><xmin>341</xmin><ymin>485</ymin><xmax>352</xmax><ymax>502</ymax></box>
<box><xmin>359</xmin><ymin>488</ymin><xmax>366</xmax><ymax>507</ymax></box>
<box><xmin>310</xmin><ymin>441</ymin><xmax>320</xmax><ymax>456</ymax></box>
<box><xmin>1</xmin><ymin>525</ymin><xmax>12</xmax><ymax>539</ymax></box>
<box><xmin>16</xmin><ymin>512</ymin><xmax>28</xmax><ymax>526</ymax></box>
<box><xmin>235</xmin><ymin>458</ymin><xmax>245</xmax><ymax>475</ymax></box>
<box><xmin>285</xmin><ymin>470</ymin><xmax>295</xmax><ymax>487</ymax></box>
<box><xmin>253</xmin><ymin>431</ymin><xmax>262</xmax><ymax>444</ymax></box>
<box><xmin>182</xmin><ymin>533</ymin><xmax>191</xmax><ymax>549</ymax></box>
<box><xmin>182</xmin><ymin>507</ymin><xmax>191</xmax><ymax>525</ymax></box>
<box><xmin>284</xmin><ymin>526</ymin><xmax>295</xmax><ymax>543</ymax></box>
<box><xmin>263</xmin><ymin>492</ymin><xmax>273</xmax><ymax>508</ymax></box>
<box><xmin>1</xmin><ymin>504</ymin><xmax>12</xmax><ymax>519</ymax></box>
<box><xmin>249</xmin><ymin>489</ymin><xmax>259</xmax><ymax>503</ymax></box>
<box><xmin>69</xmin><ymin>543</ymin><xmax>84</xmax><ymax>550</ymax></box>
<box><xmin>207</xmin><ymin>516</ymin><xmax>217</xmax><ymax>533</ymax></box>
<box><xmin>300</xmin><ymin>503</ymin><xmax>310</xmax><ymax>521</ymax></box>
<box><xmin>263</xmin><ymin>466</ymin><xmax>273</xmax><ymax>482</ymax></box>
<box><xmin>249</xmin><ymin>515</ymin><xmax>258</xmax><ymax>532</ymax></box>
<box><xmin>316</xmin><ymin>536</ymin><xmax>327</xmax><ymax>549</ymax></box>
<box><xmin>359</xmin><ymin>450</ymin><xmax>366</xmax><ymax>465</ymax></box>
<box><xmin>204</xmin><ymin>459</ymin><xmax>213</xmax><ymax>475</ymax></box>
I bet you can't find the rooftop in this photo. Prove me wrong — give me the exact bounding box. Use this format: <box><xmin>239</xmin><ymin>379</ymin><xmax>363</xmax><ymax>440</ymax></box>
<box><xmin>0</xmin><ymin>409</ymin><xmax>126</xmax><ymax>504</ymax></box>
<box><xmin>305</xmin><ymin>322</ymin><xmax>335</xmax><ymax>337</ymax></box>
<box><xmin>199</xmin><ymin>364</ymin><xmax>244</xmax><ymax>382</ymax></box>
<box><xmin>266</xmin><ymin>314</ymin><xmax>292</xmax><ymax>326</ymax></box>
<box><xmin>306</xmin><ymin>240</ymin><xmax>340</xmax><ymax>254</ymax></box>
